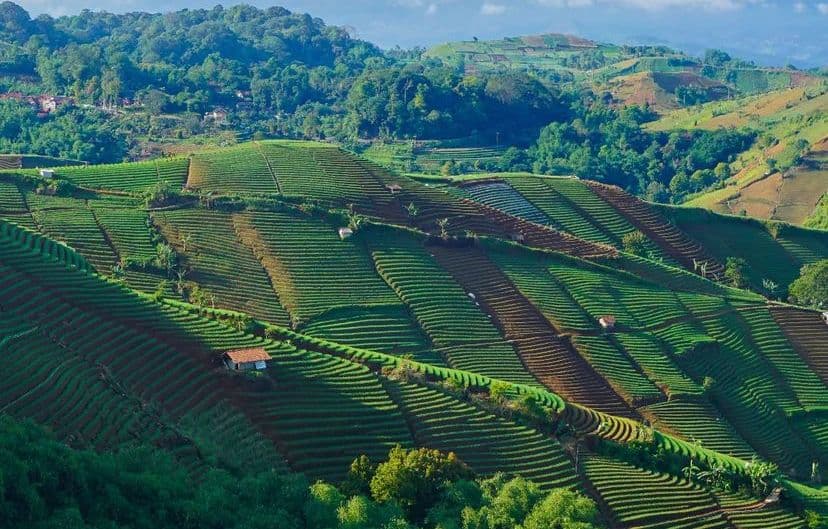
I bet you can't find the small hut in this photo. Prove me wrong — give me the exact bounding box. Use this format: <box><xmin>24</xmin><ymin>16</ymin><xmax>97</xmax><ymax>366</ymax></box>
<box><xmin>822</xmin><ymin>312</ymin><xmax>828</xmax><ymax>325</ymax></box>
<box><xmin>509</xmin><ymin>232</ymin><xmax>526</xmax><ymax>244</ymax></box>
<box><xmin>224</xmin><ymin>347</ymin><xmax>270</xmax><ymax>371</ymax></box>
<box><xmin>39</xmin><ymin>169</ymin><xmax>55</xmax><ymax>179</ymax></box>
<box><xmin>598</xmin><ymin>315</ymin><xmax>616</xmax><ymax>330</ymax></box>
<box><xmin>338</xmin><ymin>227</ymin><xmax>354</xmax><ymax>240</ymax></box>
<box><xmin>385</xmin><ymin>184</ymin><xmax>402</xmax><ymax>195</ymax></box>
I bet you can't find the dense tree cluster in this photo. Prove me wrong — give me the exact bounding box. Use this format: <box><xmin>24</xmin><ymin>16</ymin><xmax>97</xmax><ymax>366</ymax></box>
<box><xmin>0</xmin><ymin>2</ymin><xmax>567</xmax><ymax>144</ymax></box>
<box><xmin>0</xmin><ymin>416</ymin><xmax>601</xmax><ymax>529</ymax></box>
<box><xmin>0</xmin><ymin>100</ymin><xmax>126</xmax><ymax>162</ymax></box>
<box><xmin>789</xmin><ymin>259</ymin><xmax>828</xmax><ymax>309</ymax></box>
<box><xmin>529</xmin><ymin>104</ymin><xmax>754</xmax><ymax>201</ymax></box>
<box><xmin>345</xmin><ymin>63</ymin><xmax>568</xmax><ymax>140</ymax></box>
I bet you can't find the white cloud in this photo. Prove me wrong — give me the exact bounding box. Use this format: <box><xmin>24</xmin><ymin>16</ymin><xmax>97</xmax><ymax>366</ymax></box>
<box><xmin>534</xmin><ymin>0</ymin><xmax>593</xmax><ymax>6</ymax></box>
<box><xmin>480</xmin><ymin>2</ymin><xmax>507</xmax><ymax>15</ymax></box>
<box><xmin>793</xmin><ymin>2</ymin><xmax>806</xmax><ymax>12</ymax></box>
<box><xmin>535</xmin><ymin>0</ymin><xmax>764</xmax><ymax>10</ymax></box>
<box><xmin>391</xmin><ymin>0</ymin><xmax>441</xmax><ymax>15</ymax></box>
<box><xmin>818</xmin><ymin>2</ymin><xmax>828</xmax><ymax>14</ymax></box>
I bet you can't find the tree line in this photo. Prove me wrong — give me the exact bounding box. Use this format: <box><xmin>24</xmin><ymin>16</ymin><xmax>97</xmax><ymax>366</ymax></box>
<box><xmin>0</xmin><ymin>415</ymin><xmax>601</xmax><ymax>529</ymax></box>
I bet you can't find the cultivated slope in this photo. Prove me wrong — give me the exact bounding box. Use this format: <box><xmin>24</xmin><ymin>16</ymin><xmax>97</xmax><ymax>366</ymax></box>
<box><xmin>0</xmin><ymin>141</ymin><xmax>825</xmax><ymax>525</ymax></box>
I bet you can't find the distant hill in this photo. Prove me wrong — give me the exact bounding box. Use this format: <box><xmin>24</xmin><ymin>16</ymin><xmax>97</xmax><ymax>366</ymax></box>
<box><xmin>649</xmin><ymin>85</ymin><xmax>828</xmax><ymax>225</ymax></box>
<box><xmin>424</xmin><ymin>34</ymin><xmax>820</xmax><ymax>113</ymax></box>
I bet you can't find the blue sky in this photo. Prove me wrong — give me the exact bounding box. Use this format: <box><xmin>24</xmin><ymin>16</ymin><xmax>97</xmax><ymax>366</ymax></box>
<box><xmin>14</xmin><ymin>0</ymin><xmax>828</xmax><ymax>67</ymax></box>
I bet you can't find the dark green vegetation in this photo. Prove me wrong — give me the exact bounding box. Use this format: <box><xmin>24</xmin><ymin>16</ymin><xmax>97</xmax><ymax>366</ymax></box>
<box><xmin>0</xmin><ymin>417</ymin><xmax>600</xmax><ymax>529</ymax></box>
<box><xmin>530</xmin><ymin>105</ymin><xmax>755</xmax><ymax>202</ymax></box>
<box><xmin>0</xmin><ymin>1</ymin><xmax>566</xmax><ymax>156</ymax></box>
<box><xmin>1</xmin><ymin>1</ymin><xmax>825</xmax><ymax>207</ymax></box>
<box><xmin>789</xmin><ymin>260</ymin><xmax>828</xmax><ymax>309</ymax></box>
<box><xmin>0</xmin><ymin>100</ymin><xmax>127</xmax><ymax>162</ymax></box>
<box><xmin>0</xmin><ymin>140</ymin><xmax>826</xmax><ymax>527</ymax></box>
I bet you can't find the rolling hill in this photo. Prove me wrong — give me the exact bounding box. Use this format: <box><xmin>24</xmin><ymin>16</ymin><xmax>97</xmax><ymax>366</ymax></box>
<box><xmin>423</xmin><ymin>33</ymin><xmax>818</xmax><ymax>113</ymax></box>
<box><xmin>0</xmin><ymin>140</ymin><xmax>826</xmax><ymax>527</ymax></box>
<box><xmin>649</xmin><ymin>84</ymin><xmax>828</xmax><ymax>226</ymax></box>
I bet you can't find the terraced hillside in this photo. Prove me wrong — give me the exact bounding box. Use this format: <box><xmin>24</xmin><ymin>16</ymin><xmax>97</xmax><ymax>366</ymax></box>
<box><xmin>650</xmin><ymin>85</ymin><xmax>828</xmax><ymax>225</ymax></box>
<box><xmin>0</xmin><ymin>141</ymin><xmax>825</xmax><ymax>526</ymax></box>
<box><xmin>0</xmin><ymin>215</ymin><xmax>820</xmax><ymax>527</ymax></box>
<box><xmin>424</xmin><ymin>33</ymin><xmax>815</xmax><ymax>108</ymax></box>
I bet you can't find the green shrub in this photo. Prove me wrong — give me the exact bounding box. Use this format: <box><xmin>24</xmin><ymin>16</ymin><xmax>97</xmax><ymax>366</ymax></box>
<box><xmin>789</xmin><ymin>259</ymin><xmax>828</xmax><ymax>309</ymax></box>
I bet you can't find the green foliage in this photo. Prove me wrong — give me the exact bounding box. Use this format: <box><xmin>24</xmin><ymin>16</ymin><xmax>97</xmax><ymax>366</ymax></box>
<box><xmin>621</xmin><ymin>230</ymin><xmax>649</xmax><ymax>257</ymax></box>
<box><xmin>369</xmin><ymin>445</ymin><xmax>474</xmax><ymax>521</ymax></box>
<box><xmin>0</xmin><ymin>101</ymin><xmax>127</xmax><ymax>163</ymax></box>
<box><xmin>789</xmin><ymin>259</ymin><xmax>828</xmax><ymax>309</ymax></box>
<box><xmin>805</xmin><ymin>511</ymin><xmax>828</xmax><ymax>529</ymax></box>
<box><xmin>522</xmin><ymin>488</ymin><xmax>599</xmax><ymax>529</ymax></box>
<box><xmin>0</xmin><ymin>415</ymin><xmax>310</xmax><ymax>529</ymax></box>
<box><xmin>461</xmin><ymin>475</ymin><xmax>598</xmax><ymax>529</ymax></box>
<box><xmin>724</xmin><ymin>257</ymin><xmax>750</xmax><ymax>289</ymax></box>
<box><xmin>805</xmin><ymin>196</ymin><xmax>828</xmax><ymax>230</ymax></box>
<box><xmin>144</xmin><ymin>181</ymin><xmax>180</xmax><ymax>208</ymax></box>
<box><xmin>0</xmin><ymin>417</ymin><xmax>605</xmax><ymax>529</ymax></box>
<box><xmin>530</xmin><ymin>104</ymin><xmax>753</xmax><ymax>202</ymax></box>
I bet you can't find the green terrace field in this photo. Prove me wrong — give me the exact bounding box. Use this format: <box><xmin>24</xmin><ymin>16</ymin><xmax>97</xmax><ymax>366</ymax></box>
<box><xmin>656</xmin><ymin>205</ymin><xmax>828</xmax><ymax>293</ymax></box>
<box><xmin>362</xmin><ymin>141</ymin><xmax>509</xmax><ymax>174</ymax></box>
<box><xmin>0</xmin><ymin>214</ymin><xmax>822</xmax><ymax>526</ymax></box>
<box><xmin>0</xmin><ymin>141</ymin><xmax>825</xmax><ymax>526</ymax></box>
<box><xmin>54</xmin><ymin>157</ymin><xmax>190</xmax><ymax>192</ymax></box>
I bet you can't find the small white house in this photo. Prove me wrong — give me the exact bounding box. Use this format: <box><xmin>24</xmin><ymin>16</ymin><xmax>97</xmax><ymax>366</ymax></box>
<box><xmin>224</xmin><ymin>347</ymin><xmax>270</xmax><ymax>371</ymax></box>
<box><xmin>385</xmin><ymin>184</ymin><xmax>402</xmax><ymax>195</ymax></box>
<box><xmin>204</xmin><ymin>107</ymin><xmax>229</xmax><ymax>123</ymax></box>
<box><xmin>338</xmin><ymin>227</ymin><xmax>354</xmax><ymax>240</ymax></box>
<box><xmin>39</xmin><ymin>169</ymin><xmax>55</xmax><ymax>179</ymax></box>
<box><xmin>598</xmin><ymin>315</ymin><xmax>617</xmax><ymax>330</ymax></box>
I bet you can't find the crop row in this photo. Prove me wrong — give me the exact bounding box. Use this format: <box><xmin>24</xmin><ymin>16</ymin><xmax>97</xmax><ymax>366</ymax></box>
<box><xmin>237</xmin><ymin>210</ymin><xmax>401</xmax><ymax>324</ymax></box>
<box><xmin>771</xmin><ymin>308</ymin><xmax>828</xmax><ymax>384</ymax></box>
<box><xmin>613</xmin><ymin>332</ymin><xmax>702</xmax><ymax>399</ymax></box>
<box><xmin>583</xmin><ymin>455</ymin><xmax>732</xmax><ymax>529</ymax></box>
<box><xmin>491</xmin><ymin>252</ymin><xmax>596</xmax><ymax>331</ymax></box>
<box><xmin>681</xmin><ymin>314</ymin><xmax>817</xmax><ymax>476</ymax></box>
<box><xmin>0</xmin><ymin>180</ymin><xmax>27</xmax><ymax>212</ymax></box>
<box><xmin>507</xmin><ymin>176</ymin><xmax>618</xmax><ymax>245</ymax></box>
<box><xmin>573</xmin><ymin>335</ymin><xmax>664</xmax><ymax>405</ymax></box>
<box><xmin>260</xmin><ymin>142</ymin><xmax>402</xmax><ymax>217</ymax></box>
<box><xmin>588</xmin><ymin>182</ymin><xmax>724</xmax><ymax>280</ymax></box>
<box><xmin>57</xmin><ymin>158</ymin><xmax>189</xmax><ymax>192</ymax></box>
<box><xmin>738</xmin><ymin>309</ymin><xmax>826</xmax><ymax>410</ymax></box>
<box><xmin>459</xmin><ymin>181</ymin><xmax>551</xmax><ymax>225</ymax></box>
<box><xmin>366</xmin><ymin>228</ymin><xmax>536</xmax><ymax>385</ymax></box>
<box><xmin>385</xmin><ymin>378</ymin><xmax>579</xmax><ymax>489</ymax></box>
<box><xmin>188</xmin><ymin>144</ymin><xmax>277</xmax><ymax>194</ymax></box>
<box><xmin>31</xmin><ymin>205</ymin><xmax>118</xmax><ymax>272</ymax></box>
<box><xmin>248</xmin><ymin>348</ymin><xmax>415</xmax><ymax>482</ymax></box>
<box><xmin>154</xmin><ymin>208</ymin><xmax>291</xmax><ymax>326</ymax></box>
<box><xmin>91</xmin><ymin>207</ymin><xmax>157</xmax><ymax>263</ymax></box>
<box><xmin>430</xmin><ymin>245</ymin><xmax>635</xmax><ymax>417</ymax></box>
<box><xmin>0</xmin><ymin>252</ymin><xmax>285</xmax><ymax>471</ymax></box>
<box><xmin>299</xmin><ymin>304</ymin><xmax>438</xmax><ymax>364</ymax></box>
<box><xmin>642</xmin><ymin>399</ymin><xmax>756</xmax><ymax>460</ymax></box>
<box><xmin>546</xmin><ymin>260</ymin><xmax>691</xmax><ymax>329</ymax></box>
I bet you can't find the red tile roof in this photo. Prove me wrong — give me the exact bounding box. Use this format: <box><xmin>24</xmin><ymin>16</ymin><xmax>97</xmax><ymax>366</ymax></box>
<box><xmin>225</xmin><ymin>347</ymin><xmax>270</xmax><ymax>364</ymax></box>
